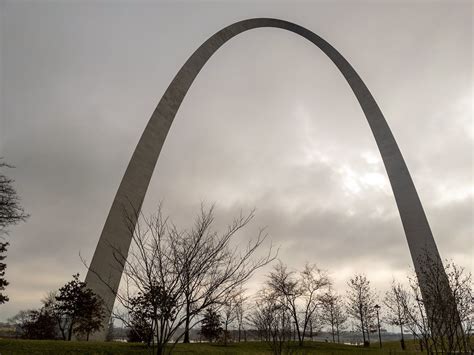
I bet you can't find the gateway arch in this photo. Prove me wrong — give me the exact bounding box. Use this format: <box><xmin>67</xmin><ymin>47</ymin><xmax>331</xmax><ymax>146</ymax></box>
<box><xmin>86</xmin><ymin>18</ymin><xmax>451</xmax><ymax>338</ymax></box>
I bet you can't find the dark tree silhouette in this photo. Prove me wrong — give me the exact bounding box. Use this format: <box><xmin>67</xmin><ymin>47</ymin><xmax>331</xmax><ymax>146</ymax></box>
<box><xmin>127</xmin><ymin>281</ymin><xmax>175</xmax><ymax>346</ymax></box>
<box><xmin>0</xmin><ymin>242</ymin><xmax>9</xmax><ymax>304</ymax></box>
<box><xmin>200</xmin><ymin>308</ymin><xmax>222</xmax><ymax>342</ymax></box>
<box><xmin>0</xmin><ymin>160</ymin><xmax>29</xmax><ymax>304</ymax></box>
<box><xmin>49</xmin><ymin>274</ymin><xmax>105</xmax><ymax>340</ymax></box>
<box><xmin>19</xmin><ymin>308</ymin><xmax>57</xmax><ymax>340</ymax></box>
<box><xmin>0</xmin><ymin>161</ymin><xmax>28</xmax><ymax>233</ymax></box>
<box><xmin>74</xmin><ymin>293</ymin><xmax>106</xmax><ymax>341</ymax></box>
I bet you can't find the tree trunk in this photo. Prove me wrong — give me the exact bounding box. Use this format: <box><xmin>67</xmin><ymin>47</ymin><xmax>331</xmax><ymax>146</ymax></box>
<box><xmin>156</xmin><ymin>343</ymin><xmax>163</xmax><ymax>355</ymax></box>
<box><xmin>224</xmin><ymin>322</ymin><xmax>228</xmax><ymax>346</ymax></box>
<box><xmin>295</xmin><ymin>319</ymin><xmax>302</xmax><ymax>345</ymax></box>
<box><xmin>399</xmin><ymin>323</ymin><xmax>405</xmax><ymax>350</ymax></box>
<box><xmin>57</xmin><ymin>318</ymin><xmax>67</xmax><ymax>340</ymax></box>
<box><xmin>361</xmin><ymin>317</ymin><xmax>366</xmax><ymax>343</ymax></box>
<box><xmin>300</xmin><ymin>322</ymin><xmax>306</xmax><ymax>346</ymax></box>
<box><xmin>183</xmin><ymin>299</ymin><xmax>190</xmax><ymax>343</ymax></box>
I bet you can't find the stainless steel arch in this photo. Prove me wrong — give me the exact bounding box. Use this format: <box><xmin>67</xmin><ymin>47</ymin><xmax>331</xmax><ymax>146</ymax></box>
<box><xmin>86</xmin><ymin>18</ymin><xmax>449</xmax><ymax>339</ymax></box>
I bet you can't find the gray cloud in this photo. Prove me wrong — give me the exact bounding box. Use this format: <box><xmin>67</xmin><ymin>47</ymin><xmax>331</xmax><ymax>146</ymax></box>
<box><xmin>1</xmin><ymin>1</ymin><xmax>472</xmax><ymax>320</ymax></box>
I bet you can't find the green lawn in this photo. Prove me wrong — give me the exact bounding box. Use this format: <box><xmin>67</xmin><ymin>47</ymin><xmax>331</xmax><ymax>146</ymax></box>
<box><xmin>0</xmin><ymin>338</ymin><xmax>421</xmax><ymax>355</ymax></box>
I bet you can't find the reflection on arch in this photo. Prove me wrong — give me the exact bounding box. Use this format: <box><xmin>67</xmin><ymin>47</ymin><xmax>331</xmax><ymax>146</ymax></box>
<box><xmin>86</xmin><ymin>18</ymin><xmax>449</xmax><ymax>339</ymax></box>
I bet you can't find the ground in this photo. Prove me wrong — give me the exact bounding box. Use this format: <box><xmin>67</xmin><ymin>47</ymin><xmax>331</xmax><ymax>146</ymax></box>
<box><xmin>0</xmin><ymin>339</ymin><xmax>422</xmax><ymax>355</ymax></box>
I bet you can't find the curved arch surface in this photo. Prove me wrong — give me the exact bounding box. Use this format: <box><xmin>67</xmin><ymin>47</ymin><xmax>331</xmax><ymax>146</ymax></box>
<box><xmin>86</xmin><ymin>18</ymin><xmax>447</xmax><ymax>338</ymax></box>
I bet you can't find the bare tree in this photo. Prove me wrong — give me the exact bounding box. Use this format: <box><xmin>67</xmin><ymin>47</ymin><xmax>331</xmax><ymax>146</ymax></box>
<box><xmin>307</xmin><ymin>311</ymin><xmax>323</xmax><ymax>341</ymax></box>
<box><xmin>320</xmin><ymin>287</ymin><xmax>347</xmax><ymax>343</ymax></box>
<box><xmin>299</xmin><ymin>264</ymin><xmax>330</xmax><ymax>342</ymax></box>
<box><xmin>171</xmin><ymin>204</ymin><xmax>276</xmax><ymax>344</ymax></box>
<box><xmin>265</xmin><ymin>262</ymin><xmax>300</xmax><ymax>343</ymax></box>
<box><xmin>220</xmin><ymin>290</ymin><xmax>241</xmax><ymax>345</ymax></box>
<box><xmin>346</xmin><ymin>273</ymin><xmax>377</xmax><ymax>346</ymax></box>
<box><xmin>383</xmin><ymin>280</ymin><xmax>409</xmax><ymax>350</ymax></box>
<box><xmin>402</xmin><ymin>257</ymin><xmax>473</xmax><ymax>353</ymax></box>
<box><xmin>248</xmin><ymin>288</ymin><xmax>292</xmax><ymax>355</ymax></box>
<box><xmin>234</xmin><ymin>290</ymin><xmax>248</xmax><ymax>342</ymax></box>
<box><xmin>90</xmin><ymin>204</ymin><xmax>275</xmax><ymax>355</ymax></box>
<box><xmin>423</xmin><ymin>258</ymin><xmax>472</xmax><ymax>352</ymax></box>
<box><xmin>0</xmin><ymin>160</ymin><xmax>29</xmax><ymax>304</ymax></box>
<box><xmin>266</xmin><ymin>262</ymin><xmax>329</xmax><ymax>346</ymax></box>
<box><xmin>0</xmin><ymin>161</ymin><xmax>28</xmax><ymax>233</ymax></box>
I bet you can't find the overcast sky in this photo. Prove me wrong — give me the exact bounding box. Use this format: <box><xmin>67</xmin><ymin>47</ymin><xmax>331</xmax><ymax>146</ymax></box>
<box><xmin>0</xmin><ymin>0</ymin><xmax>472</xmax><ymax>321</ymax></box>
